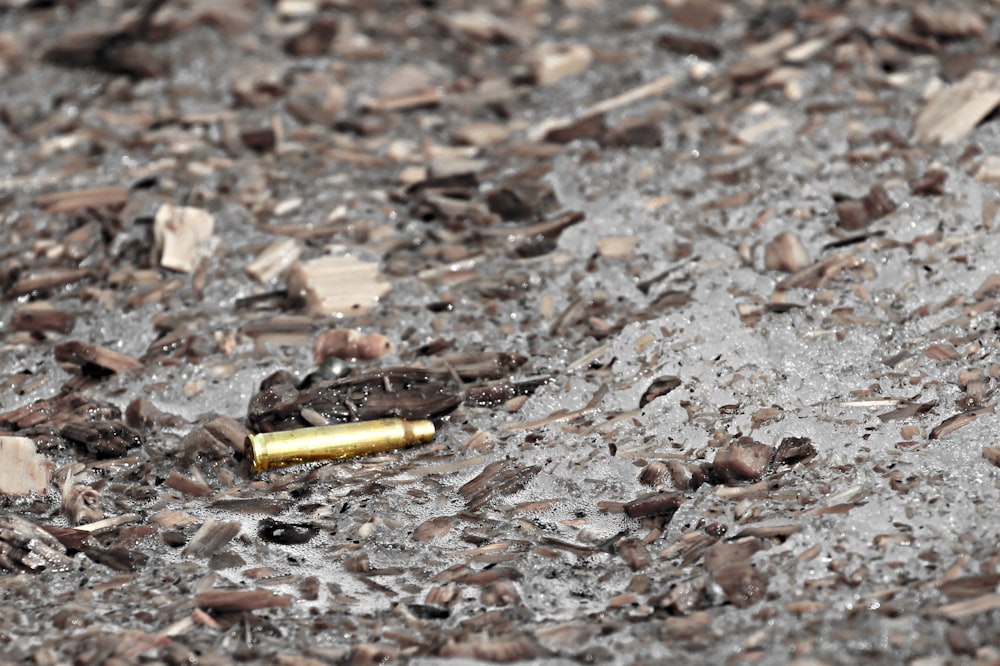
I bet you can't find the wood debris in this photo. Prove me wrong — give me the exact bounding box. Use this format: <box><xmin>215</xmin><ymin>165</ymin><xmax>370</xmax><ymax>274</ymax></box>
<box><xmin>711</xmin><ymin>439</ymin><xmax>773</xmax><ymax>484</ymax></box>
<box><xmin>0</xmin><ymin>436</ymin><xmax>51</xmax><ymax>496</ymax></box>
<box><xmin>835</xmin><ymin>185</ymin><xmax>897</xmax><ymax>230</ymax></box>
<box><xmin>929</xmin><ymin>405</ymin><xmax>994</xmax><ymax>440</ymax></box>
<box><xmin>182</xmin><ymin>518</ymin><xmax>241</xmax><ymax>558</ymax></box>
<box><xmin>527</xmin><ymin>42</ymin><xmax>593</xmax><ymax>86</ymax></box>
<box><xmin>54</xmin><ymin>341</ymin><xmax>141</xmax><ymax>376</ymax></box>
<box><xmin>777</xmin><ymin>252</ymin><xmax>868</xmax><ymax>290</ymax></box>
<box><xmin>11</xmin><ymin>302</ymin><xmax>77</xmax><ymax>335</ymax></box>
<box><xmin>0</xmin><ymin>514</ymin><xmax>72</xmax><ymax>572</ymax></box>
<box><xmin>764</xmin><ymin>232</ymin><xmax>810</xmax><ymax>273</ymax></box>
<box><xmin>245</xmin><ymin>238</ymin><xmax>302</xmax><ymax>283</ymax></box>
<box><xmin>911</xmin><ymin>8</ymin><xmax>987</xmax><ymax>40</ymax></box>
<box><xmin>623</xmin><ymin>492</ymin><xmax>683</xmax><ymax>519</ymax></box>
<box><xmin>35</xmin><ymin>186</ymin><xmax>128</xmax><ymax>214</ymax></box>
<box><xmin>912</xmin><ymin>71</ymin><xmax>1000</xmax><ymax>145</ymax></box>
<box><xmin>314</xmin><ymin>329</ymin><xmax>393</xmax><ymax>363</ymax></box>
<box><xmin>60</xmin><ymin>475</ymin><xmax>103</xmax><ymax>526</ymax></box>
<box><xmin>195</xmin><ymin>588</ymin><xmax>293</xmax><ymax>612</ymax></box>
<box><xmin>153</xmin><ymin>204</ymin><xmax>215</xmax><ymax>273</ymax></box>
<box><xmin>286</xmin><ymin>255</ymin><xmax>392</xmax><ymax>318</ymax></box>
<box><xmin>639</xmin><ymin>375</ymin><xmax>682</xmax><ymax>408</ymax></box>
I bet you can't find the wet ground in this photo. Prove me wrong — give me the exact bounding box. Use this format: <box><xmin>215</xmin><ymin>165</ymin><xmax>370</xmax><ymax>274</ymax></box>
<box><xmin>3</xmin><ymin>1</ymin><xmax>1000</xmax><ymax>664</ymax></box>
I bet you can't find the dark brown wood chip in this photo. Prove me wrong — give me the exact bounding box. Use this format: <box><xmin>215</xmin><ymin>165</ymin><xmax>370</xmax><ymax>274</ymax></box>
<box><xmin>249</xmin><ymin>366</ymin><xmax>462</xmax><ymax>432</ymax></box>
<box><xmin>60</xmin><ymin>420</ymin><xmax>143</xmax><ymax>458</ymax></box>
<box><xmin>910</xmin><ymin>168</ymin><xmax>948</xmax><ymax>195</ymax></box>
<box><xmin>639</xmin><ymin>376</ymin><xmax>681</xmax><ymax>408</ymax></box>
<box><xmin>773</xmin><ymin>437</ymin><xmax>817</xmax><ymax>466</ymax></box>
<box><xmin>711</xmin><ymin>439</ymin><xmax>773</xmax><ymax>484</ymax></box>
<box><xmin>54</xmin><ymin>341</ymin><xmax>141</xmax><ymax>376</ymax></box>
<box><xmin>616</xmin><ymin>537</ymin><xmax>652</xmax><ymax>571</ymax></box>
<box><xmin>657</xmin><ymin>32</ymin><xmax>720</xmax><ymax>59</ymax></box>
<box><xmin>11</xmin><ymin>304</ymin><xmax>77</xmax><ymax>334</ymax></box>
<box><xmin>125</xmin><ymin>397</ymin><xmax>187</xmax><ymax>432</ymax></box>
<box><xmin>543</xmin><ymin>113</ymin><xmax>606</xmax><ymax>144</ymax></box>
<box><xmin>623</xmin><ymin>492</ymin><xmax>683</xmax><ymax>519</ymax></box>
<box><xmin>459</xmin><ymin>462</ymin><xmax>541</xmax><ymax>511</ymax></box>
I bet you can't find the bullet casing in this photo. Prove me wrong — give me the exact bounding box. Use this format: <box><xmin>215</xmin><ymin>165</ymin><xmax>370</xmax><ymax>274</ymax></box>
<box><xmin>247</xmin><ymin>418</ymin><xmax>435</xmax><ymax>473</ymax></box>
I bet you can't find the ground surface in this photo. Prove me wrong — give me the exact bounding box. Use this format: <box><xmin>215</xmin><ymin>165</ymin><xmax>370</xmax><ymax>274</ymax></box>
<box><xmin>3</xmin><ymin>1</ymin><xmax>1000</xmax><ymax>664</ymax></box>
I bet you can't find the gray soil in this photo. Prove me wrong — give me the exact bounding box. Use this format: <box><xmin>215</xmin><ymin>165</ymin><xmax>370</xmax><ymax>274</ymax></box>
<box><xmin>3</xmin><ymin>1</ymin><xmax>1000</xmax><ymax>664</ymax></box>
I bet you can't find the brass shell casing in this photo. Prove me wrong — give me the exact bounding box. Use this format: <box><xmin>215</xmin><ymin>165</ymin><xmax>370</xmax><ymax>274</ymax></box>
<box><xmin>247</xmin><ymin>418</ymin><xmax>435</xmax><ymax>473</ymax></box>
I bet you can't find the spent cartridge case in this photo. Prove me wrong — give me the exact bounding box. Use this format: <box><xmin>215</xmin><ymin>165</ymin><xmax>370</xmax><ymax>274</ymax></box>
<box><xmin>247</xmin><ymin>418</ymin><xmax>435</xmax><ymax>473</ymax></box>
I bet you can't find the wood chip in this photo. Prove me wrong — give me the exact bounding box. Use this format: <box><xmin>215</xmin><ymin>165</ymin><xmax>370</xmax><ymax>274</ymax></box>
<box><xmin>937</xmin><ymin>593</ymin><xmax>1000</xmax><ymax>620</ymax></box>
<box><xmin>711</xmin><ymin>439</ymin><xmax>773</xmax><ymax>484</ymax></box>
<box><xmin>35</xmin><ymin>185</ymin><xmax>128</xmax><ymax>214</ymax></box>
<box><xmin>195</xmin><ymin>589</ymin><xmax>293</xmax><ymax>612</ymax></box>
<box><xmin>11</xmin><ymin>302</ymin><xmax>76</xmax><ymax>335</ymax></box>
<box><xmin>6</xmin><ymin>268</ymin><xmax>93</xmax><ymax>298</ymax></box>
<box><xmin>153</xmin><ymin>204</ymin><xmax>215</xmax><ymax>273</ymax></box>
<box><xmin>203</xmin><ymin>416</ymin><xmax>251</xmax><ymax>455</ymax></box>
<box><xmin>911</xmin><ymin>8</ymin><xmax>987</xmax><ymax>39</ymax></box>
<box><xmin>527</xmin><ymin>42</ymin><xmax>593</xmax><ymax>86</ymax></box>
<box><xmin>735</xmin><ymin>114</ymin><xmax>789</xmax><ymax>145</ymax></box>
<box><xmin>777</xmin><ymin>252</ymin><xmax>866</xmax><ymax>290</ymax></box>
<box><xmin>245</xmin><ymin>238</ymin><xmax>302</xmax><ymax>283</ymax></box>
<box><xmin>929</xmin><ymin>405</ymin><xmax>994</xmax><ymax>440</ymax></box>
<box><xmin>924</xmin><ymin>343</ymin><xmax>960</xmax><ymax>361</ymax></box>
<box><xmin>623</xmin><ymin>492</ymin><xmax>683</xmax><ymax>519</ymax></box>
<box><xmin>596</xmin><ymin>236</ymin><xmax>639</xmax><ymax>260</ymax></box>
<box><xmin>975</xmin><ymin>156</ymin><xmax>1000</xmax><ymax>183</ymax></box>
<box><xmin>0</xmin><ymin>436</ymin><xmax>51</xmax><ymax>496</ymax></box>
<box><xmin>764</xmin><ymin>232</ymin><xmax>809</xmax><ymax>272</ymax></box>
<box><xmin>448</xmin><ymin>10</ymin><xmax>527</xmax><ymax>44</ymax></box>
<box><xmin>657</xmin><ymin>32</ymin><xmax>720</xmax><ymax>59</ymax></box>
<box><xmin>287</xmin><ymin>255</ymin><xmax>391</xmax><ymax>318</ymax></box>
<box><xmin>164</xmin><ymin>471</ymin><xmax>212</xmax><ymax>497</ymax></box>
<box><xmin>912</xmin><ymin>71</ymin><xmax>1000</xmax><ymax>145</ymax></box>
<box><xmin>616</xmin><ymin>537</ymin><xmax>652</xmax><ymax>571</ymax></box>
<box><xmin>530</xmin><ymin>74</ymin><xmax>676</xmax><ymax>141</ymax></box>
<box><xmin>314</xmin><ymin>329</ymin><xmax>393</xmax><ymax>362</ymax></box>
<box><xmin>459</xmin><ymin>462</ymin><xmax>540</xmax><ymax>511</ymax></box>
<box><xmin>452</xmin><ymin>121</ymin><xmax>510</xmax><ymax>147</ymax></box>
<box><xmin>54</xmin><ymin>341</ymin><xmax>141</xmax><ymax>375</ymax></box>
<box><xmin>182</xmin><ymin>518</ymin><xmax>241</xmax><ymax>558</ymax></box>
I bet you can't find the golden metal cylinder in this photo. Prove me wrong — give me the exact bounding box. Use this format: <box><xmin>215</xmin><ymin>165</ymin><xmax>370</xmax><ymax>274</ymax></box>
<box><xmin>246</xmin><ymin>418</ymin><xmax>435</xmax><ymax>473</ymax></box>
